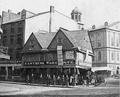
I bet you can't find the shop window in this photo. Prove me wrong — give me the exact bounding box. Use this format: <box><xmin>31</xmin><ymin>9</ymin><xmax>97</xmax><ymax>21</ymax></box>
<box><xmin>98</xmin><ymin>51</ymin><xmax>101</xmax><ymax>61</ymax></box>
<box><xmin>13</xmin><ymin>67</ymin><xmax>21</xmax><ymax>76</ymax></box>
<box><xmin>0</xmin><ymin>67</ymin><xmax>6</xmax><ymax>75</ymax></box>
<box><xmin>65</xmin><ymin>51</ymin><xmax>74</xmax><ymax>59</ymax></box>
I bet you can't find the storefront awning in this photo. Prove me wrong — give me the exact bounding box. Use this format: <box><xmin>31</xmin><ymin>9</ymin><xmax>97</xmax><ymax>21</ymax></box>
<box><xmin>77</xmin><ymin>65</ymin><xmax>91</xmax><ymax>70</ymax></box>
<box><xmin>0</xmin><ymin>53</ymin><xmax>10</xmax><ymax>59</ymax></box>
<box><xmin>92</xmin><ymin>67</ymin><xmax>112</xmax><ymax>72</ymax></box>
<box><xmin>22</xmin><ymin>65</ymin><xmax>91</xmax><ymax>70</ymax></box>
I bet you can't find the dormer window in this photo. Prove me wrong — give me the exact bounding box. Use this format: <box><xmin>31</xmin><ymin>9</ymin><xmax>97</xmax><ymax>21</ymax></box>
<box><xmin>29</xmin><ymin>40</ymin><xmax>34</xmax><ymax>50</ymax></box>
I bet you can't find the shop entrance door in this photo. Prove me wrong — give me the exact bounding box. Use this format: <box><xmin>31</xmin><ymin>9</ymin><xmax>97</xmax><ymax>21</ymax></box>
<box><xmin>8</xmin><ymin>67</ymin><xmax>12</xmax><ymax>80</ymax></box>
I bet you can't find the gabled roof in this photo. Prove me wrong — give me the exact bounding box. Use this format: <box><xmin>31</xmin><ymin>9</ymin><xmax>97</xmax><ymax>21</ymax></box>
<box><xmin>34</xmin><ymin>30</ymin><xmax>56</xmax><ymax>49</ymax></box>
<box><xmin>60</xmin><ymin>28</ymin><xmax>92</xmax><ymax>50</ymax></box>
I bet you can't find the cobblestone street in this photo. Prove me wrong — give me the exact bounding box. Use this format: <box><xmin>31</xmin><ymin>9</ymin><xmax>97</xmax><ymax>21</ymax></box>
<box><xmin>0</xmin><ymin>78</ymin><xmax>119</xmax><ymax>97</ymax></box>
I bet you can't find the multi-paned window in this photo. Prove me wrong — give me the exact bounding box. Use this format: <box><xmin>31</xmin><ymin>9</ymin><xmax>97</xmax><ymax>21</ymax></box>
<box><xmin>11</xmin><ymin>23</ymin><xmax>14</xmax><ymax>34</ymax></box>
<box><xmin>29</xmin><ymin>40</ymin><xmax>34</xmax><ymax>50</ymax></box>
<box><xmin>10</xmin><ymin>37</ymin><xmax>14</xmax><ymax>45</ymax></box>
<box><xmin>3</xmin><ymin>36</ymin><xmax>7</xmax><ymax>46</ymax></box>
<box><xmin>72</xmin><ymin>15</ymin><xmax>74</xmax><ymax>20</ymax></box>
<box><xmin>17</xmin><ymin>34</ymin><xmax>22</xmax><ymax>44</ymax></box>
<box><xmin>111</xmin><ymin>51</ymin><xmax>114</xmax><ymax>61</ymax></box>
<box><xmin>57</xmin><ymin>38</ymin><xmax>63</xmax><ymax>45</ymax></box>
<box><xmin>117</xmin><ymin>52</ymin><xmax>119</xmax><ymax>61</ymax></box>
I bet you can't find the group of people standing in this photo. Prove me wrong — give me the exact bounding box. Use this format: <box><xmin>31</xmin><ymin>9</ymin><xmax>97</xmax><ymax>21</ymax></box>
<box><xmin>26</xmin><ymin>70</ymin><xmax>104</xmax><ymax>87</ymax></box>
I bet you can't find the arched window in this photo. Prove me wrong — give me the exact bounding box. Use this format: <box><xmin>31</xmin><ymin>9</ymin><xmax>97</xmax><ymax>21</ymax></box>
<box><xmin>98</xmin><ymin>51</ymin><xmax>101</xmax><ymax>61</ymax></box>
<box><xmin>75</xmin><ymin>14</ymin><xmax>77</xmax><ymax>20</ymax></box>
<box><xmin>98</xmin><ymin>40</ymin><xmax>101</xmax><ymax>47</ymax></box>
<box><xmin>72</xmin><ymin>15</ymin><xmax>74</xmax><ymax>20</ymax></box>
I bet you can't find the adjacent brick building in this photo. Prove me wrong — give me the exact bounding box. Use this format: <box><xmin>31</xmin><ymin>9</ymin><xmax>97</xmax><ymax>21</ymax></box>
<box><xmin>89</xmin><ymin>21</ymin><xmax>120</xmax><ymax>75</ymax></box>
<box><xmin>1</xmin><ymin>6</ymin><xmax>83</xmax><ymax>61</ymax></box>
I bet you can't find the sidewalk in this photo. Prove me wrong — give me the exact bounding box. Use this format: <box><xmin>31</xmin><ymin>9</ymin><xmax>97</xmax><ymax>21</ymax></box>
<box><xmin>0</xmin><ymin>86</ymin><xmax>20</xmax><ymax>93</ymax></box>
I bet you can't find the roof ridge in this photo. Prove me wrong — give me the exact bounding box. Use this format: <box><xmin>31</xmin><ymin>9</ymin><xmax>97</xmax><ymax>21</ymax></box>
<box><xmin>108</xmin><ymin>21</ymin><xmax>120</xmax><ymax>27</ymax></box>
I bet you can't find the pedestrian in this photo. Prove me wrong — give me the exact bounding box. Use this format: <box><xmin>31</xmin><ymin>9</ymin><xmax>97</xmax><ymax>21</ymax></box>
<box><xmin>40</xmin><ymin>74</ymin><xmax>43</xmax><ymax>84</ymax></box>
<box><xmin>31</xmin><ymin>73</ymin><xmax>34</xmax><ymax>84</ymax></box>
<box><xmin>26</xmin><ymin>74</ymin><xmax>30</xmax><ymax>84</ymax></box>
<box><xmin>57</xmin><ymin>75</ymin><xmax>61</xmax><ymax>85</ymax></box>
<box><xmin>47</xmin><ymin>74</ymin><xmax>51</xmax><ymax>86</ymax></box>
<box><xmin>70</xmin><ymin>75</ymin><xmax>73</xmax><ymax>85</ymax></box>
<box><xmin>62</xmin><ymin>75</ymin><xmax>65</xmax><ymax>86</ymax></box>
<box><xmin>53</xmin><ymin>75</ymin><xmax>56</xmax><ymax>85</ymax></box>
<box><xmin>66</xmin><ymin>75</ymin><xmax>69</xmax><ymax>87</ymax></box>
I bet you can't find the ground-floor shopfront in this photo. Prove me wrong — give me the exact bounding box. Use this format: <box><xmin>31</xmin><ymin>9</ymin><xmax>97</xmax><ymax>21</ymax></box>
<box><xmin>0</xmin><ymin>61</ymin><xmax>22</xmax><ymax>81</ymax></box>
<box><xmin>92</xmin><ymin>63</ymin><xmax>120</xmax><ymax>77</ymax></box>
<box><xmin>22</xmin><ymin>61</ymin><xmax>91</xmax><ymax>86</ymax></box>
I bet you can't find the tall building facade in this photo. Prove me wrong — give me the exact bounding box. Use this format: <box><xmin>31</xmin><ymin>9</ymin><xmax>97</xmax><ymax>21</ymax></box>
<box><xmin>1</xmin><ymin>6</ymin><xmax>84</xmax><ymax>61</ymax></box>
<box><xmin>89</xmin><ymin>21</ymin><xmax>120</xmax><ymax>75</ymax></box>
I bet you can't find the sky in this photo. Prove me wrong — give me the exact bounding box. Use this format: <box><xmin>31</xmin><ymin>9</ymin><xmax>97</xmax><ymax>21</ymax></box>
<box><xmin>0</xmin><ymin>0</ymin><xmax>120</xmax><ymax>29</ymax></box>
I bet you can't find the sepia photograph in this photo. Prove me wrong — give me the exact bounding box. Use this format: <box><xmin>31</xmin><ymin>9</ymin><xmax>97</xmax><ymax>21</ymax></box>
<box><xmin>0</xmin><ymin>0</ymin><xmax>120</xmax><ymax>97</ymax></box>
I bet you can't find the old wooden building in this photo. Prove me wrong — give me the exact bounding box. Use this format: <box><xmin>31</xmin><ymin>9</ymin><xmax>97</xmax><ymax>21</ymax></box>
<box><xmin>22</xmin><ymin>28</ymin><xmax>93</xmax><ymax>84</ymax></box>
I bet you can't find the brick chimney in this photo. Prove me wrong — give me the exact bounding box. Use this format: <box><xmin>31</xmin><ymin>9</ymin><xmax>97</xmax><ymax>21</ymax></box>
<box><xmin>49</xmin><ymin>6</ymin><xmax>55</xmax><ymax>33</ymax></box>
<box><xmin>104</xmin><ymin>22</ymin><xmax>108</xmax><ymax>26</ymax></box>
<box><xmin>50</xmin><ymin>6</ymin><xmax>54</xmax><ymax>13</ymax></box>
<box><xmin>8</xmin><ymin>10</ymin><xmax>12</xmax><ymax>13</ymax></box>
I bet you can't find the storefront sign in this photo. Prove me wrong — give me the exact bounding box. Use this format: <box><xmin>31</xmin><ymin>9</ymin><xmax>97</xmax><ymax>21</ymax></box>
<box><xmin>24</xmin><ymin>60</ymin><xmax>75</xmax><ymax>66</ymax></box>
<box><xmin>65</xmin><ymin>51</ymin><xmax>74</xmax><ymax>59</ymax></box>
<box><xmin>78</xmin><ymin>61</ymin><xmax>92</xmax><ymax>67</ymax></box>
<box><xmin>24</xmin><ymin>61</ymin><xmax>45</xmax><ymax>66</ymax></box>
<box><xmin>84</xmin><ymin>49</ymin><xmax>89</xmax><ymax>62</ymax></box>
<box><xmin>63</xmin><ymin>60</ymin><xmax>75</xmax><ymax>65</ymax></box>
<box><xmin>57</xmin><ymin>46</ymin><xmax>63</xmax><ymax>66</ymax></box>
